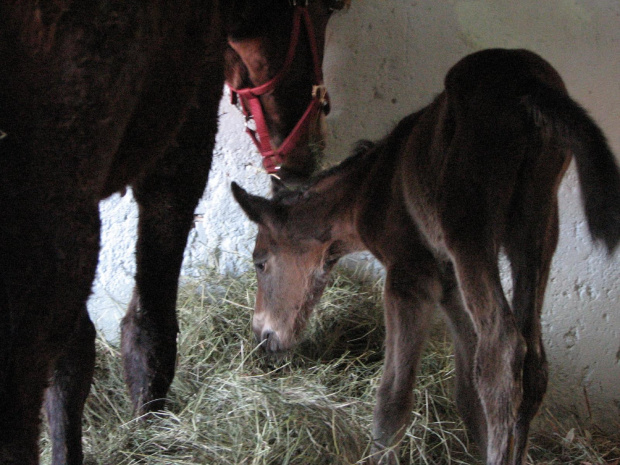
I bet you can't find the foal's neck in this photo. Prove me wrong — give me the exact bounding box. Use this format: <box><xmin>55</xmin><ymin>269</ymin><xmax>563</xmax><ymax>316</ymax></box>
<box><xmin>313</xmin><ymin>111</ymin><xmax>422</xmax><ymax>248</ymax></box>
<box><xmin>300</xmin><ymin>144</ymin><xmax>387</xmax><ymax>251</ymax></box>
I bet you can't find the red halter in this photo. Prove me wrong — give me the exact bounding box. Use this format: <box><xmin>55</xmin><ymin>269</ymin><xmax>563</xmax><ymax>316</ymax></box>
<box><xmin>228</xmin><ymin>5</ymin><xmax>330</xmax><ymax>174</ymax></box>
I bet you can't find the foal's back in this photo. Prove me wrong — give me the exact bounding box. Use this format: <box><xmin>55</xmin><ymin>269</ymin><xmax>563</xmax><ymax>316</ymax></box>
<box><xmin>397</xmin><ymin>49</ymin><xmax>571</xmax><ymax>255</ymax></box>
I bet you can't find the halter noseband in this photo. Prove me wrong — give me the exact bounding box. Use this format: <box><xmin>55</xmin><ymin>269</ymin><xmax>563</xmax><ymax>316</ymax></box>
<box><xmin>228</xmin><ymin>5</ymin><xmax>330</xmax><ymax>174</ymax></box>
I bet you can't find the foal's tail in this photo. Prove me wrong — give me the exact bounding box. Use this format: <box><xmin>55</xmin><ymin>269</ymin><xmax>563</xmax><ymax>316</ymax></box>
<box><xmin>523</xmin><ymin>86</ymin><xmax>620</xmax><ymax>253</ymax></box>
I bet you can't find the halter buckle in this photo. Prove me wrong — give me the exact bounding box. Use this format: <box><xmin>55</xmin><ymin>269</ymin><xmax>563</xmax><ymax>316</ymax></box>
<box><xmin>244</xmin><ymin>114</ymin><xmax>257</xmax><ymax>133</ymax></box>
<box><xmin>312</xmin><ymin>84</ymin><xmax>330</xmax><ymax>114</ymax></box>
<box><xmin>312</xmin><ymin>84</ymin><xmax>327</xmax><ymax>102</ymax></box>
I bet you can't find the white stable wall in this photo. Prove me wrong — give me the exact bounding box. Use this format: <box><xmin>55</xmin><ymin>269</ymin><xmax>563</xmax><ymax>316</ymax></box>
<box><xmin>89</xmin><ymin>0</ymin><xmax>620</xmax><ymax>432</ymax></box>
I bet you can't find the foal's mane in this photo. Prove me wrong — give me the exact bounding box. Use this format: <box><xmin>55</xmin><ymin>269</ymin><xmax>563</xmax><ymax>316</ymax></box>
<box><xmin>273</xmin><ymin>109</ymin><xmax>423</xmax><ymax>207</ymax></box>
<box><xmin>272</xmin><ymin>140</ymin><xmax>377</xmax><ymax>205</ymax></box>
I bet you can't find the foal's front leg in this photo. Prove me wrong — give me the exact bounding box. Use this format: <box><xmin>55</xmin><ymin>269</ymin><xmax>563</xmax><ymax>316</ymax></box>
<box><xmin>370</xmin><ymin>266</ymin><xmax>441</xmax><ymax>464</ymax></box>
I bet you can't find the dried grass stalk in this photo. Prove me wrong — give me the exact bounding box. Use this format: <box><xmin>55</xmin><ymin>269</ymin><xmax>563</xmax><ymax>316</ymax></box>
<box><xmin>41</xmin><ymin>267</ymin><xmax>619</xmax><ymax>464</ymax></box>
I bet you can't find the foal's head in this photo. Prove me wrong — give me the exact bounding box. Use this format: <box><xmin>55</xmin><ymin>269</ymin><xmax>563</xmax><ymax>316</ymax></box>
<box><xmin>225</xmin><ymin>1</ymin><xmax>349</xmax><ymax>181</ymax></box>
<box><xmin>231</xmin><ymin>178</ymin><xmax>357</xmax><ymax>352</ymax></box>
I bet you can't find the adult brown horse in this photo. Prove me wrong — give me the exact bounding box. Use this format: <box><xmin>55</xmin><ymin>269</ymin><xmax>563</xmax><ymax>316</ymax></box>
<box><xmin>233</xmin><ymin>49</ymin><xmax>620</xmax><ymax>465</ymax></box>
<box><xmin>0</xmin><ymin>1</ymin><xmax>348</xmax><ymax>464</ymax></box>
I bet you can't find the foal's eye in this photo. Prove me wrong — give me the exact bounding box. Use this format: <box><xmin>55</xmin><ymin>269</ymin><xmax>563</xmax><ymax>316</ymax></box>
<box><xmin>323</xmin><ymin>253</ymin><xmax>339</xmax><ymax>269</ymax></box>
<box><xmin>254</xmin><ymin>260</ymin><xmax>267</xmax><ymax>273</ymax></box>
<box><xmin>324</xmin><ymin>242</ymin><xmax>343</xmax><ymax>268</ymax></box>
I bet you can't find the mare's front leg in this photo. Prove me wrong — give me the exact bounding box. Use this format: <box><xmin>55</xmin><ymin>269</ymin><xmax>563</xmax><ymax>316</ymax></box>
<box><xmin>0</xmin><ymin>191</ymin><xmax>100</xmax><ymax>465</ymax></box>
<box><xmin>370</xmin><ymin>261</ymin><xmax>441</xmax><ymax>464</ymax></box>
<box><xmin>120</xmin><ymin>81</ymin><xmax>222</xmax><ymax>414</ymax></box>
<box><xmin>121</xmin><ymin>148</ymin><xmax>211</xmax><ymax>414</ymax></box>
<box><xmin>45</xmin><ymin>310</ymin><xmax>96</xmax><ymax>465</ymax></box>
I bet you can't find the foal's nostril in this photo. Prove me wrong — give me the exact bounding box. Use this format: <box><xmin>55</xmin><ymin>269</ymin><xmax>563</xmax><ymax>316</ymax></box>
<box><xmin>261</xmin><ymin>329</ymin><xmax>275</xmax><ymax>343</ymax></box>
<box><xmin>259</xmin><ymin>329</ymin><xmax>279</xmax><ymax>352</ymax></box>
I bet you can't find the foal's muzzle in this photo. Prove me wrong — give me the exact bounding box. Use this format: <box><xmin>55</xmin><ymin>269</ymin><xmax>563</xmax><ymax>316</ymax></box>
<box><xmin>255</xmin><ymin>328</ymin><xmax>285</xmax><ymax>353</ymax></box>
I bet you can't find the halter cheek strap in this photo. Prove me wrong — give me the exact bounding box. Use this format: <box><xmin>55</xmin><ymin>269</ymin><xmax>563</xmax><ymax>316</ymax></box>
<box><xmin>228</xmin><ymin>6</ymin><xmax>330</xmax><ymax>174</ymax></box>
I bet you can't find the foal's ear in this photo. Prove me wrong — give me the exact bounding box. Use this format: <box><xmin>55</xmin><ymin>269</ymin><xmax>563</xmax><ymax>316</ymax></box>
<box><xmin>231</xmin><ymin>182</ymin><xmax>272</xmax><ymax>225</ymax></box>
<box><xmin>270</xmin><ymin>176</ymin><xmax>288</xmax><ymax>195</ymax></box>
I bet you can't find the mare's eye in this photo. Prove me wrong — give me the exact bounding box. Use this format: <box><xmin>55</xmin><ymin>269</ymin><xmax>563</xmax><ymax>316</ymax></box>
<box><xmin>255</xmin><ymin>260</ymin><xmax>267</xmax><ymax>272</ymax></box>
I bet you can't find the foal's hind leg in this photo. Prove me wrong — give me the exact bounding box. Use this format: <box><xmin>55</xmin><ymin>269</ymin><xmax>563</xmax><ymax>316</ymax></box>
<box><xmin>45</xmin><ymin>309</ymin><xmax>96</xmax><ymax>465</ymax></box>
<box><xmin>440</xmin><ymin>271</ymin><xmax>488</xmax><ymax>459</ymax></box>
<box><xmin>121</xmin><ymin>80</ymin><xmax>221</xmax><ymax>414</ymax></box>
<box><xmin>446</xmin><ymin>242</ymin><xmax>526</xmax><ymax>465</ymax></box>
<box><xmin>505</xmin><ymin>199</ymin><xmax>562</xmax><ymax>464</ymax></box>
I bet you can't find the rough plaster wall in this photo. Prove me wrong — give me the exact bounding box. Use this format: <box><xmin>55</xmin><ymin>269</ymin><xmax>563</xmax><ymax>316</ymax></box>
<box><xmin>89</xmin><ymin>96</ymin><xmax>270</xmax><ymax>336</ymax></box>
<box><xmin>89</xmin><ymin>1</ymin><xmax>620</xmax><ymax>430</ymax></box>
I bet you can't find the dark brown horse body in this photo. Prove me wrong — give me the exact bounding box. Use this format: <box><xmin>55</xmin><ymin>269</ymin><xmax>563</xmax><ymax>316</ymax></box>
<box><xmin>0</xmin><ymin>1</ymin><xmax>346</xmax><ymax>464</ymax></box>
<box><xmin>233</xmin><ymin>49</ymin><xmax>620</xmax><ymax>465</ymax></box>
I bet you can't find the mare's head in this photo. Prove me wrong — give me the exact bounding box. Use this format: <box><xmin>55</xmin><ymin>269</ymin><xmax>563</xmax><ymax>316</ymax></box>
<box><xmin>225</xmin><ymin>1</ymin><xmax>349</xmax><ymax>182</ymax></box>
<box><xmin>231</xmin><ymin>176</ymin><xmax>360</xmax><ymax>353</ymax></box>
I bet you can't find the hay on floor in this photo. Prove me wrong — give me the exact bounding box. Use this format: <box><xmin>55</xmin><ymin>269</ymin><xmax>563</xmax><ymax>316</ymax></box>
<box><xmin>41</xmin><ymin>267</ymin><xmax>619</xmax><ymax>464</ymax></box>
